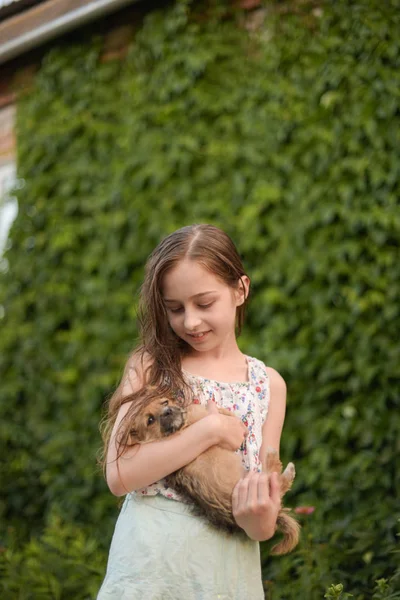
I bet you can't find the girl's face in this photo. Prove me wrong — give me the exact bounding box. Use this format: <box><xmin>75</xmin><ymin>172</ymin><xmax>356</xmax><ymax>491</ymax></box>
<box><xmin>161</xmin><ymin>259</ymin><xmax>248</xmax><ymax>354</ymax></box>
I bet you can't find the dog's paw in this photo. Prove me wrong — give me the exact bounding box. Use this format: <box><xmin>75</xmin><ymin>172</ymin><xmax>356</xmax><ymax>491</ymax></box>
<box><xmin>264</xmin><ymin>447</ymin><xmax>283</xmax><ymax>474</ymax></box>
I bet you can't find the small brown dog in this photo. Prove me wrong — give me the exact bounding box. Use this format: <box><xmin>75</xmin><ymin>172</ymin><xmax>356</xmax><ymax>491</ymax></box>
<box><xmin>129</xmin><ymin>396</ymin><xmax>300</xmax><ymax>555</ymax></box>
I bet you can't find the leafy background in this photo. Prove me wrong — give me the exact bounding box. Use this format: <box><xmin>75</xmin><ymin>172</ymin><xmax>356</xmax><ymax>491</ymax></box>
<box><xmin>0</xmin><ymin>0</ymin><xmax>399</xmax><ymax>598</ymax></box>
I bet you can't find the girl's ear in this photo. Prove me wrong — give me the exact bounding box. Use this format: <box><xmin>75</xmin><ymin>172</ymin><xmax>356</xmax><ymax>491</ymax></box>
<box><xmin>235</xmin><ymin>275</ymin><xmax>250</xmax><ymax>307</ymax></box>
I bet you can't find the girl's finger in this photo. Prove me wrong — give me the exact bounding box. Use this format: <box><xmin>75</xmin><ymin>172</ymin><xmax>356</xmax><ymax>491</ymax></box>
<box><xmin>246</xmin><ymin>472</ymin><xmax>259</xmax><ymax>511</ymax></box>
<box><xmin>232</xmin><ymin>479</ymin><xmax>240</xmax><ymax>512</ymax></box>
<box><xmin>269</xmin><ymin>471</ymin><xmax>281</xmax><ymax>507</ymax></box>
<box><xmin>234</xmin><ymin>475</ymin><xmax>250</xmax><ymax>514</ymax></box>
<box><xmin>207</xmin><ymin>399</ymin><xmax>219</xmax><ymax>414</ymax></box>
<box><xmin>257</xmin><ymin>472</ymin><xmax>270</xmax><ymax>504</ymax></box>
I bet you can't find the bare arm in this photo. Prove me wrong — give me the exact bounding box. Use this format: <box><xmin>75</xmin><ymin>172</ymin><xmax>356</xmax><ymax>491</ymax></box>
<box><xmin>232</xmin><ymin>366</ymin><xmax>287</xmax><ymax>541</ymax></box>
<box><xmin>106</xmin><ymin>360</ymin><xmax>247</xmax><ymax>496</ymax></box>
<box><xmin>107</xmin><ymin>405</ymin><xmax>225</xmax><ymax>496</ymax></box>
<box><xmin>259</xmin><ymin>366</ymin><xmax>287</xmax><ymax>461</ymax></box>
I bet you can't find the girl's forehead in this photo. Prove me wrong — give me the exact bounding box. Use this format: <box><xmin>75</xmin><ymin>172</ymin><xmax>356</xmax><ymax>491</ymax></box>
<box><xmin>161</xmin><ymin>260</ymin><xmax>228</xmax><ymax>299</ymax></box>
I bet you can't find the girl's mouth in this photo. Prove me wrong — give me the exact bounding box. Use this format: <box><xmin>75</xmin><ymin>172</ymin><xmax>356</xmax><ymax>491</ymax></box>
<box><xmin>188</xmin><ymin>331</ymin><xmax>211</xmax><ymax>341</ymax></box>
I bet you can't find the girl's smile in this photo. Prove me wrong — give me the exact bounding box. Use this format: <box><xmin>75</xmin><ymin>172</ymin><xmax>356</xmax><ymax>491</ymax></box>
<box><xmin>187</xmin><ymin>330</ymin><xmax>211</xmax><ymax>342</ymax></box>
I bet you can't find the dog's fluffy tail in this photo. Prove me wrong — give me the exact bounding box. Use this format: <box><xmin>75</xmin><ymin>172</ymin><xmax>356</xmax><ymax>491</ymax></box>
<box><xmin>270</xmin><ymin>509</ymin><xmax>301</xmax><ymax>555</ymax></box>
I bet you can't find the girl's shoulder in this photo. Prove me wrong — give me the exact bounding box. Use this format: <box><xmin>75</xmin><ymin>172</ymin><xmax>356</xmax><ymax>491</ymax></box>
<box><xmin>121</xmin><ymin>350</ymin><xmax>152</xmax><ymax>396</ymax></box>
<box><xmin>247</xmin><ymin>355</ymin><xmax>267</xmax><ymax>372</ymax></box>
<box><xmin>247</xmin><ymin>356</ymin><xmax>287</xmax><ymax>391</ymax></box>
<box><xmin>247</xmin><ymin>355</ymin><xmax>269</xmax><ymax>379</ymax></box>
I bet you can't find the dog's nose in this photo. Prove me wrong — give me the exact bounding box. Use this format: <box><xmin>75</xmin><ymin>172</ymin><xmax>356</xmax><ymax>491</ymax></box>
<box><xmin>163</xmin><ymin>407</ymin><xmax>173</xmax><ymax>417</ymax></box>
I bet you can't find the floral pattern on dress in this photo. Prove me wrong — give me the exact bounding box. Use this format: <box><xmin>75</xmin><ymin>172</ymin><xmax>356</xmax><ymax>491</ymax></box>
<box><xmin>133</xmin><ymin>356</ymin><xmax>270</xmax><ymax>501</ymax></box>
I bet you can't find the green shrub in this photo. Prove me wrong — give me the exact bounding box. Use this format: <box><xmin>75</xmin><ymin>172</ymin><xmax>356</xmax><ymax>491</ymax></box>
<box><xmin>0</xmin><ymin>514</ymin><xmax>105</xmax><ymax>599</ymax></box>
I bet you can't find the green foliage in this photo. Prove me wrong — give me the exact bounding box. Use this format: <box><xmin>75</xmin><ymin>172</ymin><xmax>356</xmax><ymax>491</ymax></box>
<box><xmin>325</xmin><ymin>583</ymin><xmax>354</xmax><ymax>600</ymax></box>
<box><xmin>323</xmin><ymin>574</ymin><xmax>400</xmax><ymax>600</ymax></box>
<box><xmin>371</xmin><ymin>577</ymin><xmax>400</xmax><ymax>600</ymax></box>
<box><xmin>0</xmin><ymin>0</ymin><xmax>399</xmax><ymax>597</ymax></box>
<box><xmin>0</xmin><ymin>514</ymin><xmax>105</xmax><ymax>599</ymax></box>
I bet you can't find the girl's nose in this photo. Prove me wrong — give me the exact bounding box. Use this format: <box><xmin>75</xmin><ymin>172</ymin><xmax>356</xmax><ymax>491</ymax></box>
<box><xmin>184</xmin><ymin>310</ymin><xmax>202</xmax><ymax>331</ymax></box>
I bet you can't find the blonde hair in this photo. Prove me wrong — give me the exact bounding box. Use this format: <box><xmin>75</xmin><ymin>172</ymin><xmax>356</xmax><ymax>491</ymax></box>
<box><xmin>100</xmin><ymin>224</ymin><xmax>249</xmax><ymax>468</ymax></box>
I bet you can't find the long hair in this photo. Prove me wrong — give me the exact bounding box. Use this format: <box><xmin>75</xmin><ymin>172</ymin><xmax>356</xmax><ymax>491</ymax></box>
<box><xmin>100</xmin><ymin>224</ymin><xmax>249</xmax><ymax>469</ymax></box>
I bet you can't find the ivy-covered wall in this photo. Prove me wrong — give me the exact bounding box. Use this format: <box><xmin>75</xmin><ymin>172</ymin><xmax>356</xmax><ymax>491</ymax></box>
<box><xmin>1</xmin><ymin>1</ymin><xmax>399</xmax><ymax>598</ymax></box>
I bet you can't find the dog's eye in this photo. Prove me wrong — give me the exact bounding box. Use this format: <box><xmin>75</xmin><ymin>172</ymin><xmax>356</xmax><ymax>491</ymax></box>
<box><xmin>162</xmin><ymin>400</ymin><xmax>168</xmax><ymax>406</ymax></box>
<box><xmin>147</xmin><ymin>415</ymin><xmax>155</xmax><ymax>426</ymax></box>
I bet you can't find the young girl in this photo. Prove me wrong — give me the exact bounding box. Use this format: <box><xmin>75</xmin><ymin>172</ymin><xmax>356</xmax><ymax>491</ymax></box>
<box><xmin>97</xmin><ymin>224</ymin><xmax>287</xmax><ymax>600</ymax></box>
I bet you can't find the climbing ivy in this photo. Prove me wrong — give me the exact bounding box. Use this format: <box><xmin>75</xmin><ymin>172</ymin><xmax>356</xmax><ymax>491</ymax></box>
<box><xmin>0</xmin><ymin>0</ymin><xmax>399</xmax><ymax>597</ymax></box>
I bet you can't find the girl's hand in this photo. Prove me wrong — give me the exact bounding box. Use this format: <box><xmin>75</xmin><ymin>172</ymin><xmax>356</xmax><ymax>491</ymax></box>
<box><xmin>232</xmin><ymin>470</ymin><xmax>281</xmax><ymax>541</ymax></box>
<box><xmin>206</xmin><ymin>400</ymin><xmax>248</xmax><ymax>451</ymax></box>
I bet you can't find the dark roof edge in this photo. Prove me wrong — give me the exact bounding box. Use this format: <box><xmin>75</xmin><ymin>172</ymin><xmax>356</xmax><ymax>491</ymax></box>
<box><xmin>0</xmin><ymin>0</ymin><xmax>141</xmax><ymax>66</ymax></box>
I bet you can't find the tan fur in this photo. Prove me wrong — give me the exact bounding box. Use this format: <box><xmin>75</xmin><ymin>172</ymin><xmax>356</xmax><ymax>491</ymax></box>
<box><xmin>130</xmin><ymin>397</ymin><xmax>300</xmax><ymax>555</ymax></box>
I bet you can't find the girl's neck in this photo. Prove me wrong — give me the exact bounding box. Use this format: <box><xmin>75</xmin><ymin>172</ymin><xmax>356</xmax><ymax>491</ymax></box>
<box><xmin>181</xmin><ymin>347</ymin><xmax>249</xmax><ymax>383</ymax></box>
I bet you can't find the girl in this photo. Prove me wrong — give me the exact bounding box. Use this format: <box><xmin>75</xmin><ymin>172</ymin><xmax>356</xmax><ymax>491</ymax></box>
<box><xmin>97</xmin><ymin>224</ymin><xmax>287</xmax><ymax>600</ymax></box>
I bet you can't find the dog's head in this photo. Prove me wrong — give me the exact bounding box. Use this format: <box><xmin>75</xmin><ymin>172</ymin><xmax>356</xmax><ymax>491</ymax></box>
<box><xmin>129</xmin><ymin>397</ymin><xmax>187</xmax><ymax>444</ymax></box>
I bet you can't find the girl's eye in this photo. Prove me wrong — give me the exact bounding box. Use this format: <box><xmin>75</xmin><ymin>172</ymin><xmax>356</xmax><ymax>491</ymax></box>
<box><xmin>168</xmin><ymin>302</ymin><xmax>213</xmax><ymax>313</ymax></box>
<box><xmin>147</xmin><ymin>415</ymin><xmax>155</xmax><ymax>426</ymax></box>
